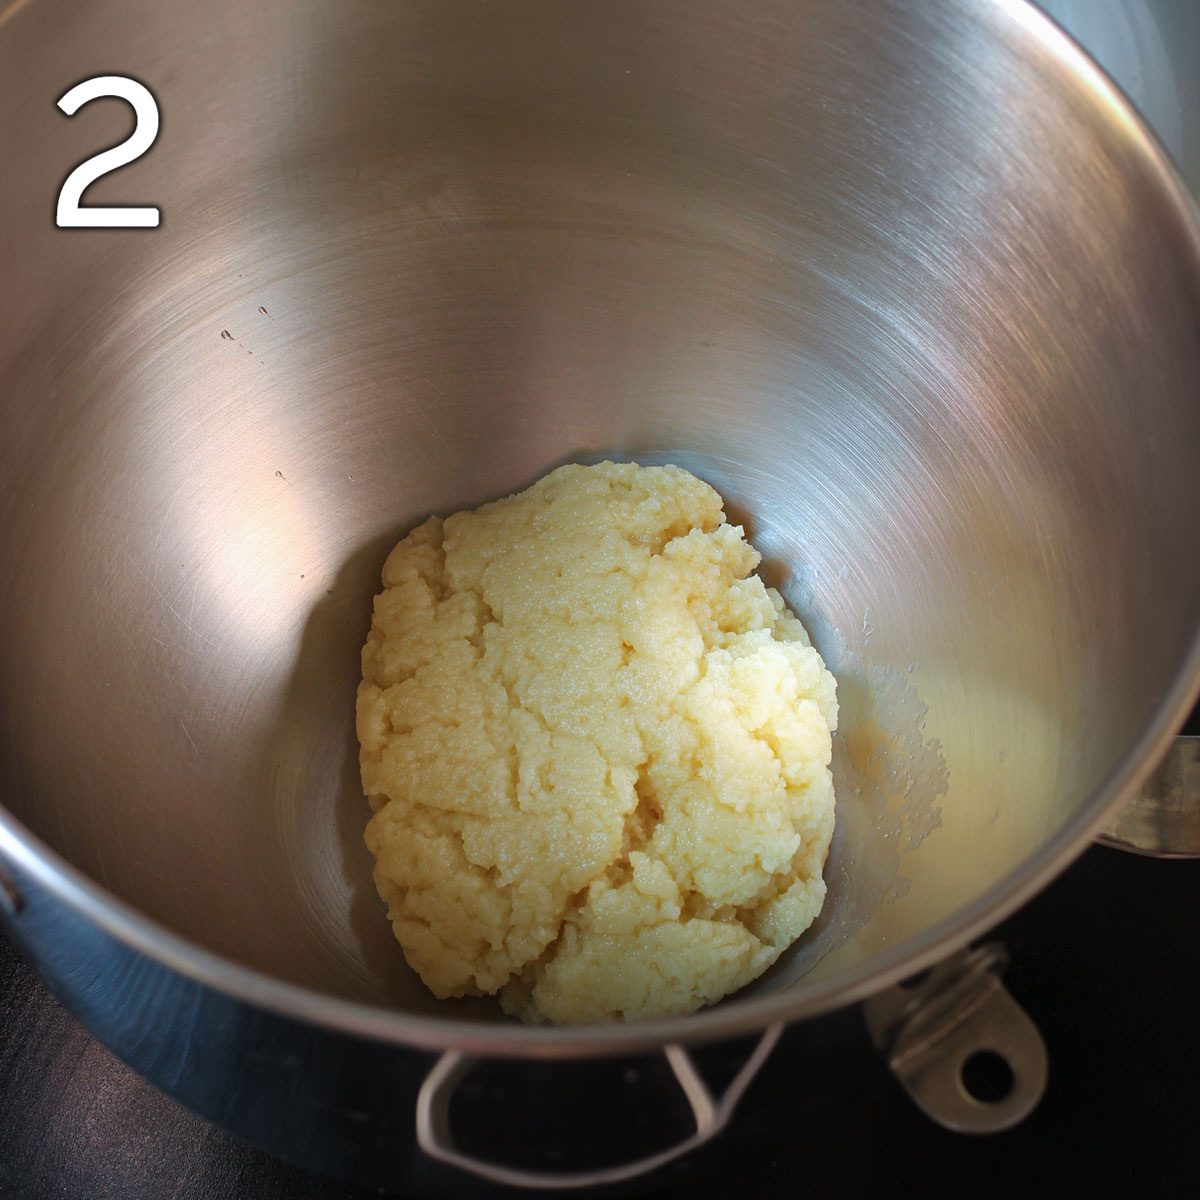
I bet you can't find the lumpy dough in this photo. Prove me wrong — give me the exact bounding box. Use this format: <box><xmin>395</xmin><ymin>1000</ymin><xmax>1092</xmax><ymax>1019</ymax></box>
<box><xmin>356</xmin><ymin>462</ymin><xmax>838</xmax><ymax>1023</ymax></box>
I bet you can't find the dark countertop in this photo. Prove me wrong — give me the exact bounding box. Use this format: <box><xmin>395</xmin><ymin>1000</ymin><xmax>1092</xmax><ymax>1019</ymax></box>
<box><xmin>4</xmin><ymin>844</ymin><xmax>1198</xmax><ymax>1199</ymax></box>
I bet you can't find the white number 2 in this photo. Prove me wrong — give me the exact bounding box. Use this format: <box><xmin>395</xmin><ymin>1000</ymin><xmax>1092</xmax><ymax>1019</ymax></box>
<box><xmin>56</xmin><ymin>76</ymin><xmax>160</xmax><ymax>228</ymax></box>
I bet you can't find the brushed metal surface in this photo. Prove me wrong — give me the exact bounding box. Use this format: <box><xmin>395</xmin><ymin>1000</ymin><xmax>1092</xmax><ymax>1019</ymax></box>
<box><xmin>1</xmin><ymin>0</ymin><xmax>1199</xmax><ymax>1054</ymax></box>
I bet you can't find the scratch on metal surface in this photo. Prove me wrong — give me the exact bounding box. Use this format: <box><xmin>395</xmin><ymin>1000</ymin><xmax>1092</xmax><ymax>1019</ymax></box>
<box><xmin>119</xmin><ymin>545</ymin><xmax>216</xmax><ymax>647</ymax></box>
<box><xmin>88</xmin><ymin>805</ymin><xmax>114</xmax><ymax>892</ymax></box>
<box><xmin>128</xmin><ymin>855</ymin><xmax>209</xmax><ymax>901</ymax></box>
<box><xmin>178</xmin><ymin>718</ymin><xmax>200</xmax><ymax>759</ymax></box>
<box><xmin>185</xmin><ymin>572</ymin><xmax>202</xmax><ymax>627</ymax></box>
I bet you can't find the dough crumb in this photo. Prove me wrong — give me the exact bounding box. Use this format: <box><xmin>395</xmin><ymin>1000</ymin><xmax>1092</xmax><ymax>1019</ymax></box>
<box><xmin>356</xmin><ymin>461</ymin><xmax>837</xmax><ymax>1023</ymax></box>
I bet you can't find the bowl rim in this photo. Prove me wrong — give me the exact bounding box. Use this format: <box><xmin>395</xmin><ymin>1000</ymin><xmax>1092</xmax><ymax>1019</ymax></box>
<box><xmin>2</xmin><ymin>0</ymin><xmax>1200</xmax><ymax>1058</ymax></box>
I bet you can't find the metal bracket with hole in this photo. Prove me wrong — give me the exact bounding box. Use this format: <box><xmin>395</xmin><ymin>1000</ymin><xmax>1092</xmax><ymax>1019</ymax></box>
<box><xmin>862</xmin><ymin>942</ymin><xmax>1047</xmax><ymax>1133</ymax></box>
<box><xmin>1099</xmin><ymin>735</ymin><xmax>1200</xmax><ymax>858</ymax></box>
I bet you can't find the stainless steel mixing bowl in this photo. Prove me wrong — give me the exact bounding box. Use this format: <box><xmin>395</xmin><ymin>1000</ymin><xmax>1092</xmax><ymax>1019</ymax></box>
<box><xmin>1</xmin><ymin>0</ymin><xmax>1199</xmax><ymax>1189</ymax></box>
